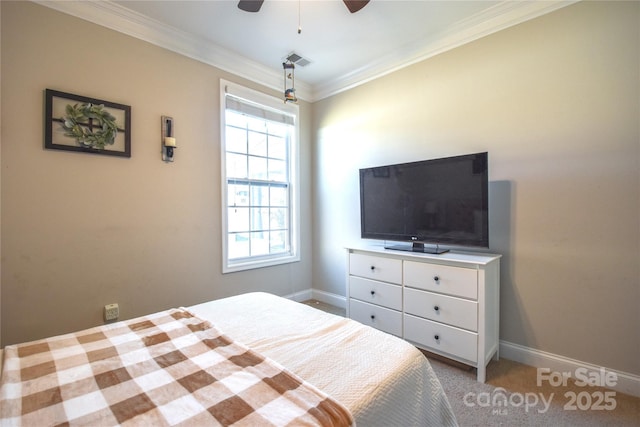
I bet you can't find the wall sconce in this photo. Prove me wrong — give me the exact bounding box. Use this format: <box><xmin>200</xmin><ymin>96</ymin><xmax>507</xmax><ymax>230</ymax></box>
<box><xmin>283</xmin><ymin>60</ymin><xmax>297</xmax><ymax>103</ymax></box>
<box><xmin>161</xmin><ymin>116</ymin><xmax>177</xmax><ymax>162</ymax></box>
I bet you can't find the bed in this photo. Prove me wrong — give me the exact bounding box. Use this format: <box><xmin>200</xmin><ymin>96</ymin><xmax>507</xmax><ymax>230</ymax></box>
<box><xmin>0</xmin><ymin>292</ymin><xmax>457</xmax><ymax>426</ymax></box>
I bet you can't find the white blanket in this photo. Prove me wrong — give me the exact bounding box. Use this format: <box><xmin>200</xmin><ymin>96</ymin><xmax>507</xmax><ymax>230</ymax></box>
<box><xmin>189</xmin><ymin>292</ymin><xmax>457</xmax><ymax>426</ymax></box>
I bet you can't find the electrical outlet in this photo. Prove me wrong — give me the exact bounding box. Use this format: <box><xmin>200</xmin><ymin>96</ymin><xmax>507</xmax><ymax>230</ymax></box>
<box><xmin>104</xmin><ymin>303</ymin><xmax>119</xmax><ymax>321</ymax></box>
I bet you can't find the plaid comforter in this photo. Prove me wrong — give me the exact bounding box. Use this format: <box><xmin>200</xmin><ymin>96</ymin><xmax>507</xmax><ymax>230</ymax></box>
<box><xmin>0</xmin><ymin>308</ymin><xmax>354</xmax><ymax>426</ymax></box>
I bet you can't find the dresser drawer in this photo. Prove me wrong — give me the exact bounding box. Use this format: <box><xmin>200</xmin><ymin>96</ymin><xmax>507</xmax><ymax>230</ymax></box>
<box><xmin>404</xmin><ymin>261</ymin><xmax>477</xmax><ymax>299</ymax></box>
<box><xmin>350</xmin><ymin>253</ymin><xmax>402</xmax><ymax>284</ymax></box>
<box><xmin>404</xmin><ymin>314</ymin><xmax>478</xmax><ymax>363</ymax></box>
<box><xmin>349</xmin><ymin>276</ymin><xmax>402</xmax><ymax>311</ymax></box>
<box><xmin>404</xmin><ymin>288</ymin><xmax>478</xmax><ymax>331</ymax></box>
<box><xmin>350</xmin><ymin>299</ymin><xmax>402</xmax><ymax>337</ymax></box>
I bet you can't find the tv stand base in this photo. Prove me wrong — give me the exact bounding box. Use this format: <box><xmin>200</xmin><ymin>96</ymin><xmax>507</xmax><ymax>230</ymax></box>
<box><xmin>385</xmin><ymin>242</ymin><xmax>450</xmax><ymax>255</ymax></box>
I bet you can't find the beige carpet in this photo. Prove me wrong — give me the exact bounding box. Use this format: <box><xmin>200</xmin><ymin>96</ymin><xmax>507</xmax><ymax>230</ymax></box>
<box><xmin>429</xmin><ymin>356</ymin><xmax>640</xmax><ymax>426</ymax></box>
<box><xmin>301</xmin><ymin>299</ymin><xmax>346</xmax><ymax>316</ymax></box>
<box><xmin>301</xmin><ymin>299</ymin><xmax>640</xmax><ymax>426</ymax></box>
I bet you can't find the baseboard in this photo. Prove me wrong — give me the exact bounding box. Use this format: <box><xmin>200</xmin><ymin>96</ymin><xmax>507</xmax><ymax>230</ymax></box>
<box><xmin>283</xmin><ymin>289</ymin><xmax>313</xmax><ymax>302</ymax></box>
<box><xmin>500</xmin><ymin>340</ymin><xmax>640</xmax><ymax>398</ymax></box>
<box><xmin>283</xmin><ymin>288</ymin><xmax>345</xmax><ymax>307</ymax></box>
<box><xmin>311</xmin><ymin>289</ymin><xmax>347</xmax><ymax>309</ymax></box>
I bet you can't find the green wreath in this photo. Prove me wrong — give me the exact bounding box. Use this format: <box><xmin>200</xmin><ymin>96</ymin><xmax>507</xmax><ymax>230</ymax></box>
<box><xmin>61</xmin><ymin>103</ymin><xmax>118</xmax><ymax>149</ymax></box>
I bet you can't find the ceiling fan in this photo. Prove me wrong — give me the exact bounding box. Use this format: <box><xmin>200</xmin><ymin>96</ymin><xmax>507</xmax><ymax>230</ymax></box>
<box><xmin>238</xmin><ymin>0</ymin><xmax>370</xmax><ymax>14</ymax></box>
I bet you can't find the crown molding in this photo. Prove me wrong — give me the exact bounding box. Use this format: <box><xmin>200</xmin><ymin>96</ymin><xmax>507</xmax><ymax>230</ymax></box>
<box><xmin>311</xmin><ymin>0</ymin><xmax>578</xmax><ymax>100</ymax></box>
<box><xmin>33</xmin><ymin>0</ymin><xmax>312</xmax><ymax>101</ymax></box>
<box><xmin>34</xmin><ymin>0</ymin><xmax>576</xmax><ymax>103</ymax></box>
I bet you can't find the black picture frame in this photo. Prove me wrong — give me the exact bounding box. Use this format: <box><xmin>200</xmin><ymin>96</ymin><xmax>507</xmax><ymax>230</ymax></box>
<box><xmin>45</xmin><ymin>89</ymin><xmax>131</xmax><ymax>158</ymax></box>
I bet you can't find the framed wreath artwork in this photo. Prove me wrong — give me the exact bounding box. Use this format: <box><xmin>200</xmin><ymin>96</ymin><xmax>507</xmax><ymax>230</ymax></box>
<box><xmin>45</xmin><ymin>89</ymin><xmax>131</xmax><ymax>157</ymax></box>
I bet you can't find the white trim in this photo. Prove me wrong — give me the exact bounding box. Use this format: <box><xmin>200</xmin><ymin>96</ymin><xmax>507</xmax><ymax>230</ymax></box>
<box><xmin>500</xmin><ymin>340</ymin><xmax>640</xmax><ymax>398</ymax></box>
<box><xmin>219</xmin><ymin>79</ymin><xmax>301</xmax><ymax>274</ymax></box>
<box><xmin>283</xmin><ymin>289</ymin><xmax>313</xmax><ymax>303</ymax></box>
<box><xmin>34</xmin><ymin>0</ymin><xmax>576</xmax><ymax>102</ymax></box>
<box><xmin>310</xmin><ymin>1</ymin><xmax>578</xmax><ymax>100</ymax></box>
<box><xmin>284</xmin><ymin>289</ymin><xmax>345</xmax><ymax>308</ymax></box>
<box><xmin>35</xmin><ymin>0</ymin><xmax>312</xmax><ymax>101</ymax></box>
<box><xmin>311</xmin><ymin>289</ymin><xmax>347</xmax><ymax>310</ymax></box>
<box><xmin>222</xmin><ymin>80</ymin><xmax>299</xmax><ymax>116</ymax></box>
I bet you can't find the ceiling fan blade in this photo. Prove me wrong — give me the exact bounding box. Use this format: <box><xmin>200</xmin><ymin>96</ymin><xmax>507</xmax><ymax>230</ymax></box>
<box><xmin>238</xmin><ymin>0</ymin><xmax>264</xmax><ymax>13</ymax></box>
<box><xmin>343</xmin><ymin>0</ymin><xmax>369</xmax><ymax>13</ymax></box>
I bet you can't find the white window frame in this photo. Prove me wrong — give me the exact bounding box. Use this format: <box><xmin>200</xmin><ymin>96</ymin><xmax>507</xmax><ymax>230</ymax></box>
<box><xmin>220</xmin><ymin>79</ymin><xmax>300</xmax><ymax>273</ymax></box>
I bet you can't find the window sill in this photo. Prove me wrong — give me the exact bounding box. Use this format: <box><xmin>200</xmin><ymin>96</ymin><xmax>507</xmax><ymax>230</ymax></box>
<box><xmin>223</xmin><ymin>253</ymin><xmax>300</xmax><ymax>274</ymax></box>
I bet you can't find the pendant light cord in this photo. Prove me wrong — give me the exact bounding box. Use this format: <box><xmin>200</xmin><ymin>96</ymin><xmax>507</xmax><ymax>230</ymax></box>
<box><xmin>298</xmin><ymin>0</ymin><xmax>302</xmax><ymax>34</ymax></box>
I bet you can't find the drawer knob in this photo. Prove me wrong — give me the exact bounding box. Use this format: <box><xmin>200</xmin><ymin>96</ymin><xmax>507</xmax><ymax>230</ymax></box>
<box><xmin>434</xmin><ymin>305</ymin><xmax>440</xmax><ymax>312</ymax></box>
<box><xmin>433</xmin><ymin>276</ymin><xmax>440</xmax><ymax>283</ymax></box>
<box><xmin>434</xmin><ymin>334</ymin><xmax>440</xmax><ymax>341</ymax></box>
<box><xmin>370</xmin><ymin>315</ymin><xmax>376</xmax><ymax>321</ymax></box>
<box><xmin>370</xmin><ymin>290</ymin><xmax>375</xmax><ymax>296</ymax></box>
<box><xmin>370</xmin><ymin>265</ymin><xmax>376</xmax><ymax>271</ymax></box>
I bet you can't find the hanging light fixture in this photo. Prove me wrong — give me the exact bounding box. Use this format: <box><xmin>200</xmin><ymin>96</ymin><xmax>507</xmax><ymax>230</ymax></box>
<box><xmin>283</xmin><ymin>60</ymin><xmax>297</xmax><ymax>103</ymax></box>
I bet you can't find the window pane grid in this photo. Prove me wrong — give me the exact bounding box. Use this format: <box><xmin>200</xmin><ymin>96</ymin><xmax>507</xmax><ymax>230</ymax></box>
<box><xmin>225</xmin><ymin>124</ymin><xmax>291</xmax><ymax>261</ymax></box>
<box><xmin>222</xmin><ymin>84</ymin><xmax>298</xmax><ymax>271</ymax></box>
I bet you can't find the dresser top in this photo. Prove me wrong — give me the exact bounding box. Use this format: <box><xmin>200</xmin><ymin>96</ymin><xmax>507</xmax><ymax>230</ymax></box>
<box><xmin>346</xmin><ymin>244</ymin><xmax>501</xmax><ymax>266</ymax></box>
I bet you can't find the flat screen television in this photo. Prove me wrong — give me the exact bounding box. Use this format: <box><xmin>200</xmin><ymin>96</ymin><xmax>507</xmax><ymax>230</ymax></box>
<box><xmin>359</xmin><ymin>152</ymin><xmax>488</xmax><ymax>254</ymax></box>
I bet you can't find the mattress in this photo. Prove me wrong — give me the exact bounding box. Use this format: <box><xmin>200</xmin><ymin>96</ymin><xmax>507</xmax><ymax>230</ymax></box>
<box><xmin>189</xmin><ymin>292</ymin><xmax>458</xmax><ymax>426</ymax></box>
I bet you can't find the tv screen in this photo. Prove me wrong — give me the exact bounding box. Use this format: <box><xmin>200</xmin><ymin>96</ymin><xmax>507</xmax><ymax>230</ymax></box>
<box><xmin>360</xmin><ymin>152</ymin><xmax>488</xmax><ymax>253</ymax></box>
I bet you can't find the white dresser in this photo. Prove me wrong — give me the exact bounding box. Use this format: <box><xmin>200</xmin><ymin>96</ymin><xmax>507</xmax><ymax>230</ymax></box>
<box><xmin>346</xmin><ymin>246</ymin><xmax>501</xmax><ymax>383</ymax></box>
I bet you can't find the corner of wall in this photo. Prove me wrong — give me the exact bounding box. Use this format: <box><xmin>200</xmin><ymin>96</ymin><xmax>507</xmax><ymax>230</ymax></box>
<box><xmin>1</xmin><ymin>1</ymin><xmax>4</xmax><ymax>348</ymax></box>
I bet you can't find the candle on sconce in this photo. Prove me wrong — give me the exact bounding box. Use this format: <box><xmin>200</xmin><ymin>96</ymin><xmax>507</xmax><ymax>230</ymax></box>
<box><xmin>161</xmin><ymin>115</ymin><xmax>176</xmax><ymax>162</ymax></box>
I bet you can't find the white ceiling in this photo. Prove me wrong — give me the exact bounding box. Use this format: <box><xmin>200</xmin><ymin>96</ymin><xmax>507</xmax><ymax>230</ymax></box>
<box><xmin>38</xmin><ymin>0</ymin><xmax>575</xmax><ymax>101</ymax></box>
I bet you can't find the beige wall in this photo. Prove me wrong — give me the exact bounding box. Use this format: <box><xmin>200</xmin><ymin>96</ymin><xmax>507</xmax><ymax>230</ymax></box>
<box><xmin>0</xmin><ymin>2</ymin><xmax>313</xmax><ymax>346</ymax></box>
<box><xmin>0</xmin><ymin>0</ymin><xmax>2</xmax><ymax>346</ymax></box>
<box><xmin>1</xmin><ymin>1</ymin><xmax>638</xmax><ymax>378</ymax></box>
<box><xmin>312</xmin><ymin>1</ymin><xmax>639</xmax><ymax>375</ymax></box>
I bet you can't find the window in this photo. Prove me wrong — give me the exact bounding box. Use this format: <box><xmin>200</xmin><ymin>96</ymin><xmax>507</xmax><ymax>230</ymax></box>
<box><xmin>220</xmin><ymin>80</ymin><xmax>300</xmax><ymax>273</ymax></box>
